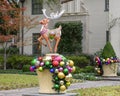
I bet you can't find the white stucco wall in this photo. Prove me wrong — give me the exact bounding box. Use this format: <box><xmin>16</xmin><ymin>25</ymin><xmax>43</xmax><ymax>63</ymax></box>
<box><xmin>22</xmin><ymin>0</ymin><xmax>108</xmax><ymax>55</ymax></box>
<box><xmin>21</xmin><ymin>0</ymin><xmax>42</xmax><ymax>55</ymax></box>
<box><xmin>84</xmin><ymin>0</ymin><xmax>107</xmax><ymax>54</ymax></box>
<box><xmin>109</xmin><ymin>0</ymin><xmax>120</xmax><ymax>58</ymax></box>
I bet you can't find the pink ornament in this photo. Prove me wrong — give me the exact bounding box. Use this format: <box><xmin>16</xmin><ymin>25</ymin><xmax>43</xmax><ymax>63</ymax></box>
<box><xmin>59</xmin><ymin>67</ymin><xmax>63</xmax><ymax>72</ymax></box>
<box><xmin>40</xmin><ymin>62</ymin><xmax>44</xmax><ymax>66</ymax></box>
<box><xmin>69</xmin><ymin>68</ymin><xmax>73</xmax><ymax>73</ymax></box>
<box><xmin>54</xmin><ymin>56</ymin><xmax>62</xmax><ymax>62</ymax></box>
<box><xmin>30</xmin><ymin>66</ymin><xmax>35</xmax><ymax>72</ymax></box>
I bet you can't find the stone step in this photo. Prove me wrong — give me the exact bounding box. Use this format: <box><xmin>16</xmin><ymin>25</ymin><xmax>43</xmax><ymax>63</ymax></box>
<box><xmin>98</xmin><ymin>76</ymin><xmax>120</xmax><ymax>81</ymax></box>
<box><xmin>22</xmin><ymin>93</ymin><xmax>79</xmax><ymax>96</ymax></box>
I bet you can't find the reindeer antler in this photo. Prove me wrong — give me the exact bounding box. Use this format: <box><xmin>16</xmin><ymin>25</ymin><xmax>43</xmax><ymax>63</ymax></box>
<box><xmin>42</xmin><ymin>9</ymin><xmax>65</xmax><ymax>19</ymax></box>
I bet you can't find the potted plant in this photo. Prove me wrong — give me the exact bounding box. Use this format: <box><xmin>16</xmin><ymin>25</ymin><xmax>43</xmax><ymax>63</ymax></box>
<box><xmin>95</xmin><ymin>42</ymin><xmax>119</xmax><ymax>76</ymax></box>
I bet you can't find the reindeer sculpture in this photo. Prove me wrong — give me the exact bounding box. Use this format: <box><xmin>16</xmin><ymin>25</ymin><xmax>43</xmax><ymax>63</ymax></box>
<box><xmin>37</xmin><ymin>9</ymin><xmax>65</xmax><ymax>53</ymax></box>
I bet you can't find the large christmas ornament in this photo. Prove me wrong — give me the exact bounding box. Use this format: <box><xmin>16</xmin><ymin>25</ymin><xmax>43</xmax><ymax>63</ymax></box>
<box><xmin>30</xmin><ymin>53</ymin><xmax>76</xmax><ymax>92</ymax></box>
<box><xmin>60</xmin><ymin>85</ymin><xmax>66</xmax><ymax>91</ymax></box>
<box><xmin>59</xmin><ymin>80</ymin><xmax>64</xmax><ymax>85</ymax></box>
<box><xmin>69</xmin><ymin>60</ymin><xmax>74</xmax><ymax>67</ymax></box>
<box><xmin>38</xmin><ymin>67</ymin><xmax>43</xmax><ymax>72</ymax></box>
<box><xmin>63</xmin><ymin>68</ymin><xmax>69</xmax><ymax>75</ymax></box>
<box><xmin>31</xmin><ymin>59</ymin><xmax>37</xmax><ymax>65</ymax></box>
<box><xmin>52</xmin><ymin>60</ymin><xmax>59</xmax><ymax>67</ymax></box>
<box><xmin>58</xmin><ymin>72</ymin><xmax>65</xmax><ymax>79</ymax></box>
<box><xmin>60</xmin><ymin>61</ymin><xmax>65</xmax><ymax>66</ymax></box>
<box><xmin>38</xmin><ymin>57</ymin><xmax>42</xmax><ymax>61</ymax></box>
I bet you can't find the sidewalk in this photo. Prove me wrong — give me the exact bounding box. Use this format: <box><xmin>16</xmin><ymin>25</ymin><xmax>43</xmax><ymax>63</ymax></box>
<box><xmin>0</xmin><ymin>80</ymin><xmax>120</xmax><ymax>96</ymax></box>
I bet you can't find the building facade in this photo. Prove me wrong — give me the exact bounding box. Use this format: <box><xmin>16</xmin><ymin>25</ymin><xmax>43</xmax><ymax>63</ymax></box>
<box><xmin>21</xmin><ymin>0</ymin><xmax>120</xmax><ymax>58</ymax></box>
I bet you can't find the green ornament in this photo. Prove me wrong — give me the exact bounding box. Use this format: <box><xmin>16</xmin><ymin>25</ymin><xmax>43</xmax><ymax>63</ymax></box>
<box><xmin>54</xmin><ymin>84</ymin><xmax>59</xmax><ymax>89</ymax></box>
<box><xmin>45</xmin><ymin>61</ymin><xmax>50</xmax><ymax>66</ymax></box>
<box><xmin>49</xmin><ymin>65</ymin><xmax>53</xmax><ymax>68</ymax></box>
<box><xmin>63</xmin><ymin>68</ymin><xmax>69</xmax><ymax>75</ymax></box>
<box><xmin>55</xmin><ymin>76</ymin><xmax>59</xmax><ymax>81</ymax></box>
<box><xmin>31</xmin><ymin>59</ymin><xmax>37</xmax><ymax>65</ymax></box>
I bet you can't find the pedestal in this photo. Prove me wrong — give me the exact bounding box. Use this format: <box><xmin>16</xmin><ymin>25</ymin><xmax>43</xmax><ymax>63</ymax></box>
<box><xmin>36</xmin><ymin>53</ymin><xmax>65</xmax><ymax>94</ymax></box>
<box><xmin>102</xmin><ymin>63</ymin><xmax>118</xmax><ymax>76</ymax></box>
<box><xmin>36</xmin><ymin>69</ymin><xmax>56</xmax><ymax>93</ymax></box>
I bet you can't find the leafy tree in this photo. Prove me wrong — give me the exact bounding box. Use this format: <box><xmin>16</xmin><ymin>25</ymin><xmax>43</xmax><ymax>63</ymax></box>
<box><xmin>0</xmin><ymin>0</ymin><xmax>21</xmax><ymax>70</ymax></box>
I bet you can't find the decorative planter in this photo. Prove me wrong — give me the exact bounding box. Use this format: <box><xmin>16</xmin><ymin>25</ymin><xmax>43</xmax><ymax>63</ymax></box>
<box><xmin>30</xmin><ymin>53</ymin><xmax>75</xmax><ymax>94</ymax></box>
<box><xmin>102</xmin><ymin>63</ymin><xmax>118</xmax><ymax>76</ymax></box>
<box><xmin>95</xmin><ymin>56</ymin><xmax>119</xmax><ymax>76</ymax></box>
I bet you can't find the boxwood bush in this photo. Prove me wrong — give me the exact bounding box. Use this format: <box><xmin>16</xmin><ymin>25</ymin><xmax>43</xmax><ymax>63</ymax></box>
<box><xmin>66</xmin><ymin>55</ymin><xmax>90</xmax><ymax>68</ymax></box>
<box><xmin>6</xmin><ymin>55</ymin><xmax>33</xmax><ymax>69</ymax></box>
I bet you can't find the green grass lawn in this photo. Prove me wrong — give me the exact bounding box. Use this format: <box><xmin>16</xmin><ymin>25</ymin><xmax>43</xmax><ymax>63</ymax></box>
<box><xmin>70</xmin><ymin>86</ymin><xmax>120</xmax><ymax>96</ymax></box>
<box><xmin>1</xmin><ymin>74</ymin><xmax>120</xmax><ymax>96</ymax></box>
<box><xmin>0</xmin><ymin>74</ymin><xmax>38</xmax><ymax>90</ymax></box>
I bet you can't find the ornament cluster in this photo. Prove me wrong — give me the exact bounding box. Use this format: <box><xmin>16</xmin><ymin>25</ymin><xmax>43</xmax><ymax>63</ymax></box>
<box><xmin>95</xmin><ymin>56</ymin><xmax>119</xmax><ymax>65</ymax></box>
<box><xmin>30</xmin><ymin>54</ymin><xmax>75</xmax><ymax>92</ymax></box>
<box><xmin>95</xmin><ymin>56</ymin><xmax>119</xmax><ymax>74</ymax></box>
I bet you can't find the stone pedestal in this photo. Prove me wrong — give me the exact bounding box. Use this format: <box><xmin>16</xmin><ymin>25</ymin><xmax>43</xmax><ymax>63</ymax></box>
<box><xmin>36</xmin><ymin>53</ymin><xmax>65</xmax><ymax>94</ymax></box>
<box><xmin>102</xmin><ymin>63</ymin><xmax>118</xmax><ymax>76</ymax></box>
<box><xmin>36</xmin><ymin>69</ymin><xmax>56</xmax><ymax>93</ymax></box>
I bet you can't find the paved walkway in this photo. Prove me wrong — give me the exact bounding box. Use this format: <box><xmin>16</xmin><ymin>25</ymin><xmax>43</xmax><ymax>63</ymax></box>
<box><xmin>0</xmin><ymin>80</ymin><xmax>120</xmax><ymax>96</ymax></box>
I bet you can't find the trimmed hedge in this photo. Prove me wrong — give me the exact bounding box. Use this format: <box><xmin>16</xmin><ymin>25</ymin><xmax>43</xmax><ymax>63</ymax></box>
<box><xmin>0</xmin><ymin>54</ymin><xmax>94</xmax><ymax>74</ymax></box>
<box><xmin>66</xmin><ymin>55</ymin><xmax>90</xmax><ymax>68</ymax></box>
<box><xmin>6</xmin><ymin>55</ymin><xmax>33</xmax><ymax>69</ymax></box>
<box><xmin>22</xmin><ymin>65</ymin><xmax>31</xmax><ymax>72</ymax></box>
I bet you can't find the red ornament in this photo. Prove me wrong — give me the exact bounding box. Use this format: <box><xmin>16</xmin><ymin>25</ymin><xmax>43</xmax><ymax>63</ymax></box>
<box><xmin>38</xmin><ymin>57</ymin><xmax>42</xmax><ymax>61</ymax></box>
<box><xmin>52</xmin><ymin>60</ymin><xmax>59</xmax><ymax>67</ymax></box>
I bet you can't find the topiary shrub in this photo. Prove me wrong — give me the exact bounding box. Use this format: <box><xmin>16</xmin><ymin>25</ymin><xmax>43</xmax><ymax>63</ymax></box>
<box><xmin>101</xmin><ymin>42</ymin><xmax>116</xmax><ymax>58</ymax></box>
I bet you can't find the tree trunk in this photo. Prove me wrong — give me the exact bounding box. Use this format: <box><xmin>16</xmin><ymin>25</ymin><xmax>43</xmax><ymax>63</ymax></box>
<box><xmin>3</xmin><ymin>42</ymin><xmax>7</xmax><ymax>70</ymax></box>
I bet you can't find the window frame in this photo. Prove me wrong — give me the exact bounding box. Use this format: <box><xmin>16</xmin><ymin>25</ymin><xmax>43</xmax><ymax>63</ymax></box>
<box><xmin>105</xmin><ymin>0</ymin><xmax>109</xmax><ymax>11</ymax></box>
<box><xmin>32</xmin><ymin>33</ymin><xmax>41</xmax><ymax>55</ymax></box>
<box><xmin>32</xmin><ymin>0</ymin><xmax>43</xmax><ymax>15</ymax></box>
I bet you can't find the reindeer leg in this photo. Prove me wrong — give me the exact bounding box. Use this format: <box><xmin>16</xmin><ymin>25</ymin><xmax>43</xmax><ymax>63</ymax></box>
<box><xmin>42</xmin><ymin>34</ymin><xmax>53</xmax><ymax>53</ymax></box>
<box><xmin>54</xmin><ymin>36</ymin><xmax>60</xmax><ymax>53</ymax></box>
<box><xmin>37</xmin><ymin>36</ymin><xmax>47</xmax><ymax>47</ymax></box>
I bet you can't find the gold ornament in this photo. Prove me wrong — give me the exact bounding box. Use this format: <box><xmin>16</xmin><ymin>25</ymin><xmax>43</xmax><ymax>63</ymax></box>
<box><xmin>60</xmin><ymin>85</ymin><xmax>66</xmax><ymax>91</ymax></box>
<box><xmin>58</xmin><ymin>72</ymin><xmax>65</xmax><ymax>79</ymax></box>
<box><xmin>69</xmin><ymin>60</ymin><xmax>74</xmax><ymax>67</ymax></box>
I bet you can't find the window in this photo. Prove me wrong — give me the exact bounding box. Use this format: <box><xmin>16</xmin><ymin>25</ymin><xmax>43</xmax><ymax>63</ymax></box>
<box><xmin>105</xmin><ymin>0</ymin><xmax>109</xmax><ymax>11</ymax></box>
<box><xmin>32</xmin><ymin>33</ymin><xmax>41</xmax><ymax>55</ymax></box>
<box><xmin>32</xmin><ymin>0</ymin><xmax>43</xmax><ymax>15</ymax></box>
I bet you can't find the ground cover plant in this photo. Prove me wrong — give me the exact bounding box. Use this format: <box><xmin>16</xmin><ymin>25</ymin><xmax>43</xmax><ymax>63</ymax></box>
<box><xmin>70</xmin><ymin>86</ymin><xmax>120</xmax><ymax>96</ymax></box>
<box><xmin>0</xmin><ymin>74</ymin><xmax>38</xmax><ymax>90</ymax></box>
